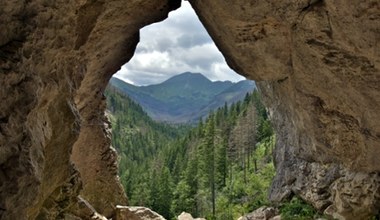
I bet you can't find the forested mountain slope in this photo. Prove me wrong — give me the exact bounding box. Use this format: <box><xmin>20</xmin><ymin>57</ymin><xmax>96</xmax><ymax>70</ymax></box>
<box><xmin>105</xmin><ymin>86</ymin><xmax>293</xmax><ymax>219</ymax></box>
<box><xmin>109</xmin><ymin>72</ymin><xmax>255</xmax><ymax>123</ymax></box>
<box><xmin>105</xmin><ymin>86</ymin><xmax>190</xmax><ymax>203</ymax></box>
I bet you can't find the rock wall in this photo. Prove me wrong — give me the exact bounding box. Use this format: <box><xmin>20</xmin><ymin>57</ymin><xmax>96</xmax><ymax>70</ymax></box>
<box><xmin>0</xmin><ymin>0</ymin><xmax>379</xmax><ymax>219</ymax></box>
<box><xmin>0</xmin><ymin>0</ymin><xmax>180</xmax><ymax>219</ymax></box>
<box><xmin>189</xmin><ymin>0</ymin><xmax>380</xmax><ymax>219</ymax></box>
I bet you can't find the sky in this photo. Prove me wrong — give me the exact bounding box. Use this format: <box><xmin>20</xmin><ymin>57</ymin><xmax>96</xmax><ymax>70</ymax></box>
<box><xmin>113</xmin><ymin>1</ymin><xmax>245</xmax><ymax>86</ymax></box>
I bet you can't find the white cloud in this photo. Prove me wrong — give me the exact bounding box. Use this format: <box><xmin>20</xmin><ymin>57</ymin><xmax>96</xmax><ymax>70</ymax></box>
<box><xmin>114</xmin><ymin>1</ymin><xmax>245</xmax><ymax>85</ymax></box>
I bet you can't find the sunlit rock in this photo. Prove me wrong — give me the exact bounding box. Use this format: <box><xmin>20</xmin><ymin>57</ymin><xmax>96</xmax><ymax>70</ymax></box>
<box><xmin>237</xmin><ymin>206</ymin><xmax>278</xmax><ymax>220</ymax></box>
<box><xmin>115</xmin><ymin>206</ymin><xmax>165</xmax><ymax>220</ymax></box>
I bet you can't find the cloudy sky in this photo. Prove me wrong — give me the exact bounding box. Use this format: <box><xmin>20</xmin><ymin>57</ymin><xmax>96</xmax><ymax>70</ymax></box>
<box><xmin>114</xmin><ymin>1</ymin><xmax>245</xmax><ymax>86</ymax></box>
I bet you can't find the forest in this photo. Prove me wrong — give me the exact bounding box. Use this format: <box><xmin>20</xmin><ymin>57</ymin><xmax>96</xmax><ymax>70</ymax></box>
<box><xmin>105</xmin><ymin>86</ymin><xmax>317</xmax><ymax>220</ymax></box>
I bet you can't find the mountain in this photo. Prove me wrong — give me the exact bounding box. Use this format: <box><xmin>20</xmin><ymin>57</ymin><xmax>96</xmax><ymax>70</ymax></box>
<box><xmin>109</xmin><ymin>72</ymin><xmax>255</xmax><ymax>123</ymax></box>
<box><xmin>104</xmin><ymin>86</ymin><xmax>190</xmax><ymax>211</ymax></box>
<box><xmin>105</xmin><ymin>88</ymin><xmax>276</xmax><ymax>219</ymax></box>
<box><xmin>195</xmin><ymin>80</ymin><xmax>255</xmax><ymax>118</ymax></box>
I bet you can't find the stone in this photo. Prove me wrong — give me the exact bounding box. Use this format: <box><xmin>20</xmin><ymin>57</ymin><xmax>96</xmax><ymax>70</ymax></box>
<box><xmin>178</xmin><ymin>212</ymin><xmax>194</xmax><ymax>220</ymax></box>
<box><xmin>115</xmin><ymin>206</ymin><xmax>166</xmax><ymax>220</ymax></box>
<box><xmin>178</xmin><ymin>212</ymin><xmax>206</xmax><ymax>220</ymax></box>
<box><xmin>325</xmin><ymin>171</ymin><xmax>380</xmax><ymax>220</ymax></box>
<box><xmin>68</xmin><ymin>196</ymin><xmax>101</xmax><ymax>219</ymax></box>
<box><xmin>270</xmin><ymin>161</ymin><xmax>341</xmax><ymax>210</ymax></box>
<box><xmin>91</xmin><ymin>213</ymin><xmax>108</xmax><ymax>220</ymax></box>
<box><xmin>238</xmin><ymin>206</ymin><xmax>278</xmax><ymax>220</ymax></box>
<box><xmin>64</xmin><ymin>213</ymin><xmax>83</xmax><ymax>220</ymax></box>
<box><xmin>0</xmin><ymin>0</ymin><xmax>379</xmax><ymax>219</ymax></box>
<box><xmin>189</xmin><ymin>0</ymin><xmax>380</xmax><ymax>218</ymax></box>
<box><xmin>189</xmin><ymin>0</ymin><xmax>380</xmax><ymax>169</ymax></box>
<box><xmin>0</xmin><ymin>0</ymin><xmax>180</xmax><ymax>219</ymax></box>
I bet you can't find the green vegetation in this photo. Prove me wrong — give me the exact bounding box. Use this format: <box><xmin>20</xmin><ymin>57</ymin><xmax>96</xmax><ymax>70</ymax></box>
<box><xmin>109</xmin><ymin>72</ymin><xmax>255</xmax><ymax>123</ymax></box>
<box><xmin>105</xmin><ymin>86</ymin><xmax>190</xmax><ymax>204</ymax></box>
<box><xmin>105</xmin><ymin>85</ymin><xmax>315</xmax><ymax>220</ymax></box>
<box><xmin>280</xmin><ymin>197</ymin><xmax>317</xmax><ymax>220</ymax></box>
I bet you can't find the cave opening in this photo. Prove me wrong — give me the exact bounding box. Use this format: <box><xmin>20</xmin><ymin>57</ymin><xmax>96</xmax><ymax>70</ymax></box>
<box><xmin>2</xmin><ymin>1</ymin><xmax>379</xmax><ymax>219</ymax></box>
<box><xmin>104</xmin><ymin>1</ymin><xmax>275</xmax><ymax>219</ymax></box>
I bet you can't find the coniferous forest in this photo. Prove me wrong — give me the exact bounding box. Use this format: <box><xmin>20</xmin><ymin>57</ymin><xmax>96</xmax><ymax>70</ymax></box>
<box><xmin>105</xmin><ymin>85</ymin><xmax>285</xmax><ymax>219</ymax></box>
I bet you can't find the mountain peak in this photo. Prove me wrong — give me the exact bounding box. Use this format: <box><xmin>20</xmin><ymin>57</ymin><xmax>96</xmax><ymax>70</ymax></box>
<box><xmin>109</xmin><ymin>72</ymin><xmax>255</xmax><ymax>123</ymax></box>
<box><xmin>178</xmin><ymin>72</ymin><xmax>206</xmax><ymax>77</ymax></box>
<box><xmin>161</xmin><ymin>72</ymin><xmax>211</xmax><ymax>85</ymax></box>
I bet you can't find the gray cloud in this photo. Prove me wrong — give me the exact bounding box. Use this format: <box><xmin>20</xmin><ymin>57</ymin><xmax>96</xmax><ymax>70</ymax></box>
<box><xmin>176</xmin><ymin>32</ymin><xmax>210</xmax><ymax>49</ymax></box>
<box><xmin>114</xmin><ymin>1</ymin><xmax>244</xmax><ymax>86</ymax></box>
<box><xmin>121</xmin><ymin>69</ymin><xmax>168</xmax><ymax>86</ymax></box>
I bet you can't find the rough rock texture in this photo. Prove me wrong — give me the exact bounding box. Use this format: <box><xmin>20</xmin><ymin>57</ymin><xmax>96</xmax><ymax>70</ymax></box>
<box><xmin>0</xmin><ymin>0</ymin><xmax>180</xmax><ymax>219</ymax></box>
<box><xmin>189</xmin><ymin>0</ymin><xmax>380</xmax><ymax>219</ymax></box>
<box><xmin>237</xmin><ymin>206</ymin><xmax>278</xmax><ymax>220</ymax></box>
<box><xmin>115</xmin><ymin>206</ymin><xmax>165</xmax><ymax>220</ymax></box>
<box><xmin>0</xmin><ymin>1</ymin><xmax>85</xmax><ymax>219</ymax></box>
<box><xmin>69</xmin><ymin>0</ymin><xmax>179</xmax><ymax>216</ymax></box>
<box><xmin>67</xmin><ymin>196</ymin><xmax>107</xmax><ymax>220</ymax></box>
<box><xmin>325</xmin><ymin>171</ymin><xmax>380</xmax><ymax>219</ymax></box>
<box><xmin>1</xmin><ymin>0</ymin><xmax>379</xmax><ymax>219</ymax></box>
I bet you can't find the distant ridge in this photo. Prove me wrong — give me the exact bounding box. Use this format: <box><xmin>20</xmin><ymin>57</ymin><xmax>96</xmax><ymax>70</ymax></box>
<box><xmin>109</xmin><ymin>72</ymin><xmax>255</xmax><ymax>123</ymax></box>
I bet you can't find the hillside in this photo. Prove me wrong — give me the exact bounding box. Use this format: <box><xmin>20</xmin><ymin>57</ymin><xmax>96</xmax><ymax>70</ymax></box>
<box><xmin>105</xmin><ymin>86</ymin><xmax>190</xmax><ymax>200</ymax></box>
<box><xmin>106</xmin><ymin>86</ymin><xmax>281</xmax><ymax>219</ymax></box>
<box><xmin>109</xmin><ymin>72</ymin><xmax>255</xmax><ymax>123</ymax></box>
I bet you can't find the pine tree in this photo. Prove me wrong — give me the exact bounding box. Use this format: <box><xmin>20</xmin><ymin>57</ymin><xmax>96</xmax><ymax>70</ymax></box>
<box><xmin>171</xmin><ymin>179</ymin><xmax>195</xmax><ymax>216</ymax></box>
<box><xmin>156</xmin><ymin>167</ymin><xmax>173</xmax><ymax>219</ymax></box>
<box><xmin>215</xmin><ymin>130</ymin><xmax>228</xmax><ymax>189</ymax></box>
<box><xmin>198</xmin><ymin>115</ymin><xmax>216</xmax><ymax>219</ymax></box>
<box><xmin>150</xmin><ymin>169</ymin><xmax>160</xmax><ymax>211</ymax></box>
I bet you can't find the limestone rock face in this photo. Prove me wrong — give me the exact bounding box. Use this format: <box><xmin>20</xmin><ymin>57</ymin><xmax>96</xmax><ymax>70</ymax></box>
<box><xmin>189</xmin><ymin>0</ymin><xmax>380</xmax><ymax>218</ymax></box>
<box><xmin>0</xmin><ymin>0</ymin><xmax>180</xmax><ymax>219</ymax></box>
<box><xmin>325</xmin><ymin>171</ymin><xmax>380</xmax><ymax>220</ymax></box>
<box><xmin>271</xmin><ymin>161</ymin><xmax>341</xmax><ymax>210</ymax></box>
<box><xmin>1</xmin><ymin>0</ymin><xmax>379</xmax><ymax>219</ymax></box>
<box><xmin>190</xmin><ymin>0</ymin><xmax>380</xmax><ymax>172</ymax></box>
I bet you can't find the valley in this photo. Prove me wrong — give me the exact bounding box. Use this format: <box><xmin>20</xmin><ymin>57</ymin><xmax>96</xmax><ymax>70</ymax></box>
<box><xmin>109</xmin><ymin>72</ymin><xmax>255</xmax><ymax>123</ymax></box>
<box><xmin>105</xmin><ymin>80</ymin><xmax>318</xmax><ymax>219</ymax></box>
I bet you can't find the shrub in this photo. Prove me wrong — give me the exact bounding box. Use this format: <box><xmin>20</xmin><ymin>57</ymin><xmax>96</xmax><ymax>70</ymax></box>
<box><xmin>280</xmin><ymin>197</ymin><xmax>317</xmax><ymax>220</ymax></box>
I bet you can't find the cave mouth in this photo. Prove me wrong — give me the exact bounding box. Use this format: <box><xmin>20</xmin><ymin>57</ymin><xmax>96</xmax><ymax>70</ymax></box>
<box><xmin>104</xmin><ymin>2</ymin><xmax>275</xmax><ymax>219</ymax></box>
<box><xmin>107</xmin><ymin>0</ymin><xmax>247</xmax><ymax>124</ymax></box>
<box><xmin>3</xmin><ymin>0</ymin><xmax>378</xmax><ymax>219</ymax></box>
<box><xmin>112</xmin><ymin>0</ymin><xmax>245</xmax><ymax>87</ymax></box>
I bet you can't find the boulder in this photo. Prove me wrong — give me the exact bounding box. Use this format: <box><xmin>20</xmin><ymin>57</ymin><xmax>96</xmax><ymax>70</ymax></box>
<box><xmin>238</xmin><ymin>206</ymin><xmax>278</xmax><ymax>220</ymax></box>
<box><xmin>115</xmin><ymin>206</ymin><xmax>166</xmax><ymax>220</ymax></box>
<box><xmin>178</xmin><ymin>212</ymin><xmax>206</xmax><ymax>220</ymax></box>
